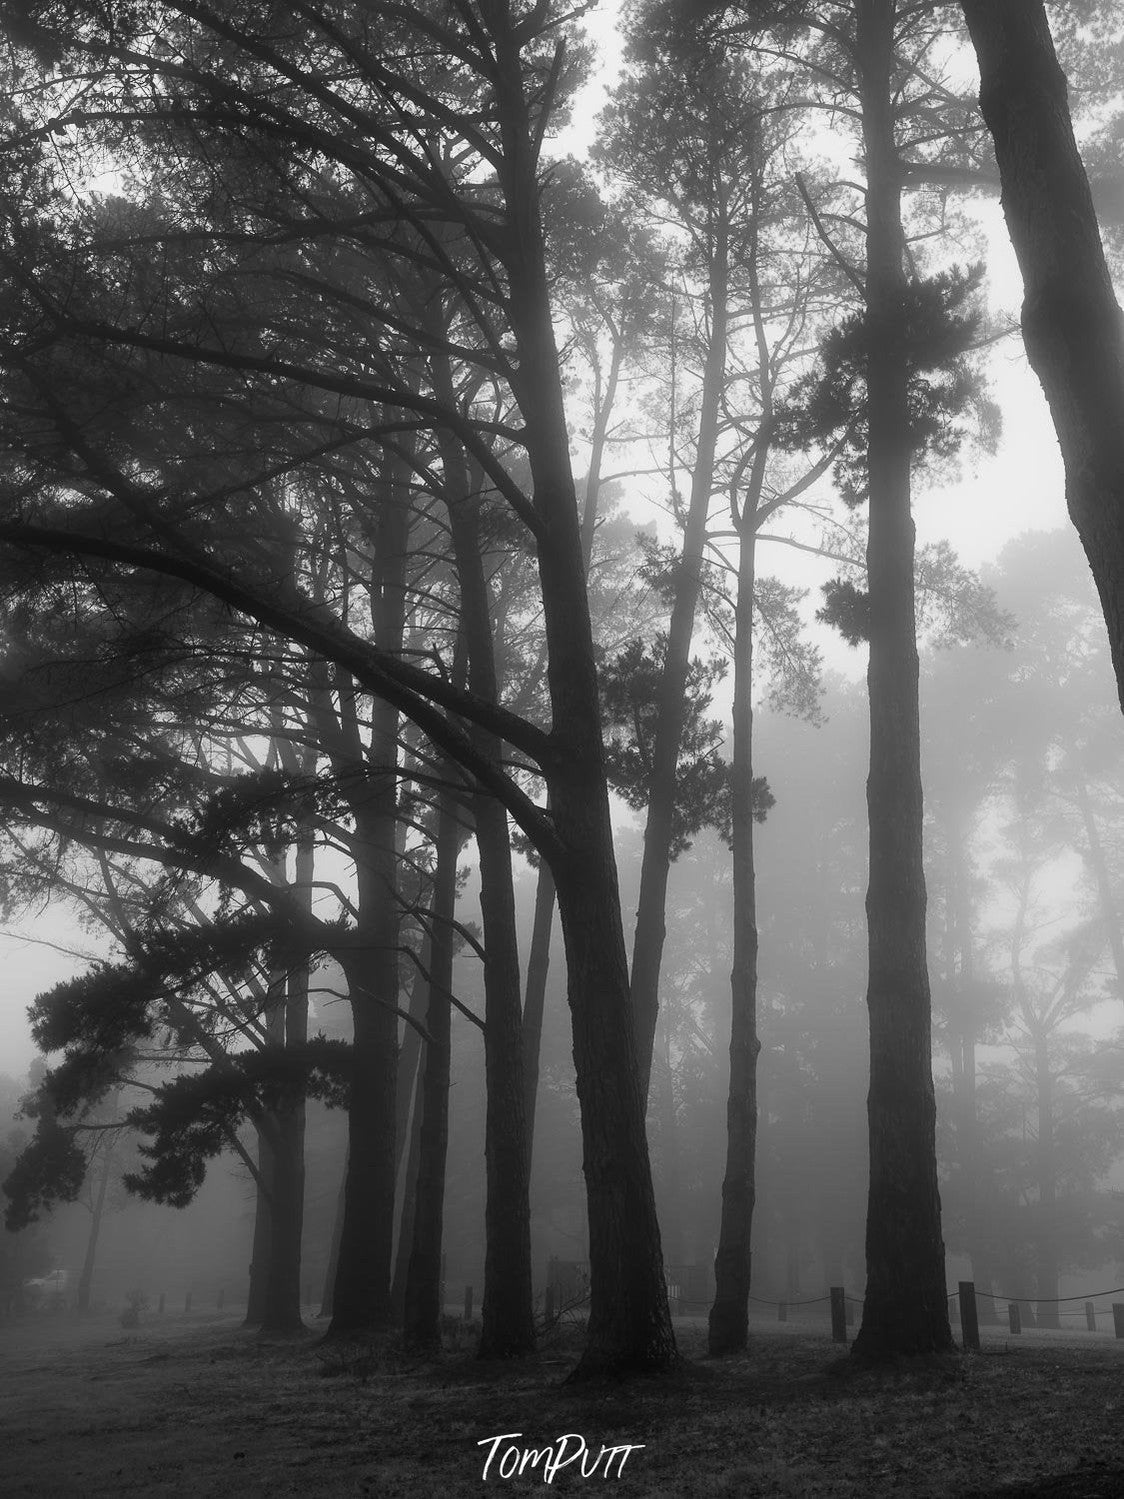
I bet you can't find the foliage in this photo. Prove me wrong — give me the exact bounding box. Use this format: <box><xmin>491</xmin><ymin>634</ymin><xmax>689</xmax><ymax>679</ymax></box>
<box><xmin>599</xmin><ymin>635</ymin><xmax>773</xmax><ymax>856</ymax></box>
<box><xmin>774</xmin><ymin>267</ymin><xmax>999</xmax><ymax>505</ymax></box>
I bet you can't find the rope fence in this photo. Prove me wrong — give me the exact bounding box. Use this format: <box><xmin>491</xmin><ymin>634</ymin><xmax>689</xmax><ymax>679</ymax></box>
<box><xmin>534</xmin><ymin>1259</ymin><xmax>1124</xmax><ymax>1348</ymax></box>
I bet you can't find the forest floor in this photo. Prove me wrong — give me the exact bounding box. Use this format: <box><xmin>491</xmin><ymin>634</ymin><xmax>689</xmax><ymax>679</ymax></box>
<box><xmin>1</xmin><ymin>1309</ymin><xmax>1123</xmax><ymax>1497</ymax></box>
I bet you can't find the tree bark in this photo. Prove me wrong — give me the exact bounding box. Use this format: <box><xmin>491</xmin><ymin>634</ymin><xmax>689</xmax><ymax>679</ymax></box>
<box><xmin>960</xmin><ymin>0</ymin><xmax>1124</xmax><ymax>712</ymax></box>
<box><xmin>851</xmin><ymin>0</ymin><xmax>952</xmax><ymax>1362</ymax></box>
<box><xmin>318</xmin><ymin>1160</ymin><xmax>345</xmax><ymax>1320</ymax></box>
<box><xmin>389</xmin><ymin>1055</ymin><xmax>422</xmax><ymax>1322</ymax></box>
<box><xmin>521</xmin><ymin>857</ymin><xmax>555</xmax><ymax>1169</ymax></box>
<box><xmin>489</xmin><ymin>7</ymin><xmax>676</xmax><ymax>1377</ymax></box>
<box><xmin>433</xmin><ymin>342</ymin><xmax>535</xmax><ymax>1359</ymax></box>
<box><xmin>1033</xmin><ymin>1029</ymin><xmax>1060</xmax><ymax>1329</ymax></box>
<box><xmin>76</xmin><ymin>1129</ymin><xmax>114</xmax><ymax>1315</ymax></box>
<box><xmin>403</xmin><ymin>773</ymin><xmax>460</xmax><ymax>1351</ymax></box>
<box><xmin>709</xmin><ymin>497</ymin><xmax>761</xmax><ymax>1355</ymax></box>
<box><xmin>244</xmin><ymin>1123</ymin><xmax>274</xmax><ymax>1327</ymax></box>
<box><xmin>1074</xmin><ymin>771</ymin><xmax>1124</xmax><ymax>1004</ymax></box>
<box><xmin>630</xmin><ymin>225</ymin><xmax>730</xmax><ymax>1105</ymax></box>
<box><xmin>328</xmin><ymin>451</ymin><xmax>413</xmax><ymax>1338</ymax></box>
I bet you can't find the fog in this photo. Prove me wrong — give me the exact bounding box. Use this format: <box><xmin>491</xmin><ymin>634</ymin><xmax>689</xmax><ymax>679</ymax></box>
<box><xmin>5</xmin><ymin>3</ymin><xmax>1124</xmax><ymax>1493</ymax></box>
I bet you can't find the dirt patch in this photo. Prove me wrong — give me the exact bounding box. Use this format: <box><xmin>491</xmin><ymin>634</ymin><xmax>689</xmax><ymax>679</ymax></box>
<box><xmin>1</xmin><ymin>1313</ymin><xmax>1122</xmax><ymax>1496</ymax></box>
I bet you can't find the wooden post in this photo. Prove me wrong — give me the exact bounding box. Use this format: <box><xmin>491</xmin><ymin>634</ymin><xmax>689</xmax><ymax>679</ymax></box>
<box><xmin>830</xmin><ymin>1286</ymin><xmax>847</xmax><ymax>1344</ymax></box>
<box><xmin>545</xmin><ymin>1283</ymin><xmax>555</xmax><ymax>1324</ymax></box>
<box><xmin>464</xmin><ymin>1285</ymin><xmax>473</xmax><ymax>1323</ymax></box>
<box><xmin>185</xmin><ymin>1291</ymin><xmax>192</xmax><ymax>1315</ymax></box>
<box><xmin>778</xmin><ymin>1300</ymin><xmax>787</xmax><ymax>1323</ymax></box>
<box><xmin>1008</xmin><ymin>1302</ymin><xmax>1021</xmax><ymax>1334</ymax></box>
<box><xmin>1085</xmin><ymin>1301</ymin><xmax>1096</xmax><ymax>1332</ymax></box>
<box><xmin>959</xmin><ymin>1282</ymin><xmax>980</xmax><ymax>1352</ymax></box>
<box><xmin>157</xmin><ymin>1293</ymin><xmax>165</xmax><ymax>1316</ymax></box>
<box><xmin>1112</xmin><ymin>1303</ymin><xmax>1124</xmax><ymax>1338</ymax></box>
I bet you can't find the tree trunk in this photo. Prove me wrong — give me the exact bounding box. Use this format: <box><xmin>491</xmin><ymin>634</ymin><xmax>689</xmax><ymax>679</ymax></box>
<box><xmin>318</xmin><ymin>1160</ymin><xmax>345</xmax><ymax>1320</ymax></box>
<box><xmin>947</xmin><ymin>815</ymin><xmax>999</xmax><ymax>1322</ymax></box>
<box><xmin>76</xmin><ymin>1130</ymin><xmax>114</xmax><ymax>1315</ymax></box>
<box><xmin>654</xmin><ymin>1017</ymin><xmax>685</xmax><ymax>1268</ymax></box>
<box><xmin>1074</xmin><ymin>771</ymin><xmax>1124</xmax><ymax>1003</ymax></box>
<box><xmin>329</xmin><ymin>449</ymin><xmax>412</xmax><ymax>1337</ymax></box>
<box><xmin>390</xmin><ymin>1057</ymin><xmax>423</xmax><ymax>1322</ymax></box>
<box><xmin>1034</xmin><ymin>1029</ymin><xmax>1060</xmax><ymax>1329</ymax></box>
<box><xmin>244</xmin><ymin>1123</ymin><xmax>274</xmax><ymax>1327</ymax></box>
<box><xmin>851</xmin><ymin>0</ymin><xmax>952</xmax><ymax>1362</ymax></box>
<box><xmin>521</xmin><ymin>857</ymin><xmax>555</xmax><ymax>1169</ymax></box>
<box><xmin>433</xmin><ymin>344</ymin><xmax>535</xmax><ymax>1360</ymax></box>
<box><xmin>403</xmin><ymin>773</ymin><xmax>460</xmax><ymax>1351</ymax></box>
<box><xmin>630</xmin><ymin>228</ymin><xmax>730</xmax><ymax>1104</ymax></box>
<box><xmin>960</xmin><ymin>0</ymin><xmax>1124</xmax><ymax>711</ymax></box>
<box><xmin>709</xmin><ymin>502</ymin><xmax>761</xmax><ymax>1355</ymax></box>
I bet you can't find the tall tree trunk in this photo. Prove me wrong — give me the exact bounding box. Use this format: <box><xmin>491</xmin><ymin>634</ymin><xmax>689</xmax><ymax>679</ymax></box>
<box><xmin>1033</xmin><ymin>1030</ymin><xmax>1060</xmax><ymax>1329</ymax></box>
<box><xmin>1074</xmin><ymin>771</ymin><xmax>1124</xmax><ymax>1003</ymax></box>
<box><xmin>630</xmin><ymin>229</ymin><xmax>730</xmax><ymax>1105</ymax></box>
<box><xmin>946</xmin><ymin>813</ymin><xmax>998</xmax><ymax>1321</ymax></box>
<box><xmin>521</xmin><ymin>857</ymin><xmax>555</xmax><ymax>1169</ymax></box>
<box><xmin>433</xmin><ymin>345</ymin><xmax>535</xmax><ymax>1360</ymax></box>
<box><xmin>403</xmin><ymin>771</ymin><xmax>461</xmax><ymax>1350</ymax></box>
<box><xmin>960</xmin><ymin>0</ymin><xmax>1124</xmax><ymax>711</ymax></box>
<box><xmin>329</xmin><ymin>447</ymin><xmax>412</xmax><ymax>1337</ymax></box>
<box><xmin>319</xmin><ymin>1161</ymin><xmax>345</xmax><ymax>1320</ymax></box>
<box><xmin>851</xmin><ymin>0</ymin><xmax>952</xmax><ymax>1362</ymax></box>
<box><xmin>390</xmin><ymin>1057</ymin><xmax>422</xmax><ymax>1322</ymax></box>
<box><xmin>709</xmin><ymin>499</ymin><xmax>762</xmax><ymax>1354</ymax></box>
<box><xmin>258</xmin><ymin>938</ymin><xmax>307</xmax><ymax>1335</ymax></box>
<box><xmin>654</xmin><ymin>1018</ymin><xmax>685</xmax><ymax>1267</ymax></box>
<box><xmin>244</xmin><ymin>1124</ymin><xmax>274</xmax><ymax>1327</ymax></box>
<box><xmin>76</xmin><ymin>1127</ymin><xmax>115</xmax><ymax>1315</ymax></box>
<box><xmin>487</xmin><ymin>5</ymin><xmax>676</xmax><ymax>1376</ymax></box>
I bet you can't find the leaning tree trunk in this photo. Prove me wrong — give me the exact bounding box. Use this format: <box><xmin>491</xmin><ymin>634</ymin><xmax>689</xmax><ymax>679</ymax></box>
<box><xmin>960</xmin><ymin>0</ymin><xmax>1124</xmax><ymax>711</ymax></box>
<box><xmin>509</xmin><ymin>281</ymin><xmax>676</xmax><ymax>1377</ymax></box>
<box><xmin>851</xmin><ymin>0</ymin><xmax>952</xmax><ymax>1362</ymax></box>
<box><xmin>486</xmin><ymin>4</ymin><xmax>677</xmax><ymax>1377</ymax></box>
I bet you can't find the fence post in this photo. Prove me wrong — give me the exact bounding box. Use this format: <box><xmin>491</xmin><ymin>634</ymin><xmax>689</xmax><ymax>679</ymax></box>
<box><xmin>830</xmin><ymin>1286</ymin><xmax>847</xmax><ymax>1344</ymax></box>
<box><xmin>959</xmin><ymin>1282</ymin><xmax>980</xmax><ymax>1352</ymax></box>
<box><xmin>1086</xmin><ymin>1301</ymin><xmax>1096</xmax><ymax>1332</ymax></box>
<box><xmin>1112</xmin><ymin>1304</ymin><xmax>1124</xmax><ymax>1339</ymax></box>
<box><xmin>1008</xmin><ymin>1303</ymin><xmax>1021</xmax><ymax>1335</ymax></box>
<box><xmin>778</xmin><ymin>1300</ymin><xmax>787</xmax><ymax>1323</ymax></box>
<box><xmin>464</xmin><ymin>1285</ymin><xmax>473</xmax><ymax>1323</ymax></box>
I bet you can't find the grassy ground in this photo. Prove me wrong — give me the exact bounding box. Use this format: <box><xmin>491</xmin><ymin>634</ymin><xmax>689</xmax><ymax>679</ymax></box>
<box><xmin>2</xmin><ymin>1310</ymin><xmax>1123</xmax><ymax>1496</ymax></box>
